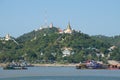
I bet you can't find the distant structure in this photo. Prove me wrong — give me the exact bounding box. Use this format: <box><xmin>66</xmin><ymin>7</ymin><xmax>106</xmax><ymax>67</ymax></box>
<box><xmin>62</xmin><ymin>47</ymin><xmax>73</xmax><ymax>57</ymax></box>
<box><xmin>38</xmin><ymin>10</ymin><xmax>48</xmax><ymax>30</ymax></box>
<box><xmin>5</xmin><ymin>34</ymin><xmax>11</xmax><ymax>41</ymax></box>
<box><xmin>58</xmin><ymin>22</ymin><xmax>73</xmax><ymax>34</ymax></box>
<box><xmin>0</xmin><ymin>33</ymin><xmax>19</xmax><ymax>45</ymax></box>
<box><xmin>49</xmin><ymin>23</ymin><xmax>53</xmax><ymax>28</ymax></box>
<box><xmin>44</xmin><ymin>10</ymin><xmax>48</xmax><ymax>28</ymax></box>
<box><xmin>108</xmin><ymin>46</ymin><xmax>117</xmax><ymax>51</ymax></box>
<box><xmin>58</xmin><ymin>28</ymin><xmax>63</xmax><ymax>34</ymax></box>
<box><xmin>0</xmin><ymin>34</ymin><xmax>11</xmax><ymax>41</ymax></box>
<box><xmin>64</xmin><ymin>22</ymin><xmax>72</xmax><ymax>34</ymax></box>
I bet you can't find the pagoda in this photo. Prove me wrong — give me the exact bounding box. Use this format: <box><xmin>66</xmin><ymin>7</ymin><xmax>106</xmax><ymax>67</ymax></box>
<box><xmin>64</xmin><ymin>22</ymin><xmax>72</xmax><ymax>34</ymax></box>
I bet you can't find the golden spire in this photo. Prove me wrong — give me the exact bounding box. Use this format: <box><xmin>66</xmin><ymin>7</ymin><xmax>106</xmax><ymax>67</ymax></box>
<box><xmin>64</xmin><ymin>22</ymin><xmax>72</xmax><ymax>34</ymax></box>
<box><xmin>67</xmin><ymin>22</ymin><xmax>72</xmax><ymax>30</ymax></box>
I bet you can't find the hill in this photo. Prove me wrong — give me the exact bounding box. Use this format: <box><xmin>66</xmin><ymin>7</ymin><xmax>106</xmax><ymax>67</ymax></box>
<box><xmin>15</xmin><ymin>27</ymin><xmax>111</xmax><ymax>63</ymax></box>
<box><xmin>0</xmin><ymin>27</ymin><xmax>120</xmax><ymax>63</ymax></box>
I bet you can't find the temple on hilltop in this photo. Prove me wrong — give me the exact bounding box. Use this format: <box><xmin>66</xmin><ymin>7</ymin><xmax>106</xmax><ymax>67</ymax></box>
<box><xmin>49</xmin><ymin>23</ymin><xmax>53</xmax><ymax>28</ymax></box>
<box><xmin>0</xmin><ymin>34</ymin><xmax>11</xmax><ymax>41</ymax></box>
<box><xmin>5</xmin><ymin>34</ymin><xmax>11</xmax><ymax>41</ymax></box>
<box><xmin>64</xmin><ymin>22</ymin><xmax>72</xmax><ymax>34</ymax></box>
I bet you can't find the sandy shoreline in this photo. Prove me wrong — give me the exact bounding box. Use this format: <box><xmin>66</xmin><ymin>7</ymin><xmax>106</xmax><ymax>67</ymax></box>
<box><xmin>32</xmin><ymin>63</ymin><xmax>76</xmax><ymax>67</ymax></box>
<box><xmin>0</xmin><ymin>63</ymin><xmax>7</xmax><ymax>67</ymax></box>
<box><xmin>0</xmin><ymin>63</ymin><xmax>76</xmax><ymax>67</ymax></box>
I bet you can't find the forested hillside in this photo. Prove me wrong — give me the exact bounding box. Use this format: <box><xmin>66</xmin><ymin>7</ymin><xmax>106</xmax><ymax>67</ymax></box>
<box><xmin>92</xmin><ymin>35</ymin><xmax>120</xmax><ymax>47</ymax></box>
<box><xmin>0</xmin><ymin>27</ymin><xmax>120</xmax><ymax>63</ymax></box>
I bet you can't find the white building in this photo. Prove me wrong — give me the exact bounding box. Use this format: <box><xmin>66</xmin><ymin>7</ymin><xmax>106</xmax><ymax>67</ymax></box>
<box><xmin>5</xmin><ymin>34</ymin><xmax>11</xmax><ymax>41</ymax></box>
<box><xmin>49</xmin><ymin>23</ymin><xmax>53</xmax><ymax>28</ymax></box>
<box><xmin>62</xmin><ymin>47</ymin><xmax>73</xmax><ymax>57</ymax></box>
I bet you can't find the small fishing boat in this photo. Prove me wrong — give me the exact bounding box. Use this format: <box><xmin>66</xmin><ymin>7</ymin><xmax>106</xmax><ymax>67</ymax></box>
<box><xmin>3</xmin><ymin>66</ymin><xmax>27</xmax><ymax>70</ymax></box>
<box><xmin>3</xmin><ymin>64</ymin><xmax>27</xmax><ymax>70</ymax></box>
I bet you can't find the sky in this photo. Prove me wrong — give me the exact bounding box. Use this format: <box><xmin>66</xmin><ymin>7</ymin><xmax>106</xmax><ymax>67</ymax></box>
<box><xmin>0</xmin><ymin>0</ymin><xmax>120</xmax><ymax>38</ymax></box>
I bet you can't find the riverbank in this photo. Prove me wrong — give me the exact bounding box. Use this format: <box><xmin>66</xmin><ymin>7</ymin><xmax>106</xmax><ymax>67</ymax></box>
<box><xmin>0</xmin><ymin>63</ymin><xmax>76</xmax><ymax>67</ymax></box>
<box><xmin>0</xmin><ymin>63</ymin><xmax>7</xmax><ymax>67</ymax></box>
<box><xmin>1</xmin><ymin>60</ymin><xmax>120</xmax><ymax>67</ymax></box>
<box><xmin>32</xmin><ymin>63</ymin><xmax>76</xmax><ymax>67</ymax></box>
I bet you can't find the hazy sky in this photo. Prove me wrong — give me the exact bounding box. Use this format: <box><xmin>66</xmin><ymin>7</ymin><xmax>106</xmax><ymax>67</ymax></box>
<box><xmin>0</xmin><ymin>0</ymin><xmax>120</xmax><ymax>37</ymax></box>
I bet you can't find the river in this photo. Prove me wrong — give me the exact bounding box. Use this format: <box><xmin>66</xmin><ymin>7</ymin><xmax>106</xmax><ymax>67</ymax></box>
<box><xmin>0</xmin><ymin>66</ymin><xmax>120</xmax><ymax>80</ymax></box>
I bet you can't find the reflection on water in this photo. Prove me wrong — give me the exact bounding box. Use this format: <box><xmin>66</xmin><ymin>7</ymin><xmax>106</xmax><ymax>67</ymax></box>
<box><xmin>0</xmin><ymin>67</ymin><xmax>120</xmax><ymax>80</ymax></box>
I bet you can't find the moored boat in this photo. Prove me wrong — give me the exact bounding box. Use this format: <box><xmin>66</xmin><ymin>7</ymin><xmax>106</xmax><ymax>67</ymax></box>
<box><xmin>3</xmin><ymin>63</ymin><xmax>27</xmax><ymax>70</ymax></box>
<box><xmin>76</xmin><ymin>60</ymin><xmax>108</xmax><ymax>69</ymax></box>
<box><xmin>3</xmin><ymin>66</ymin><xmax>27</xmax><ymax>70</ymax></box>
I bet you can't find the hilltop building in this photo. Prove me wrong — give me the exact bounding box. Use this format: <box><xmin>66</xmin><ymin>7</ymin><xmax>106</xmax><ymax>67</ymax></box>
<box><xmin>64</xmin><ymin>22</ymin><xmax>72</xmax><ymax>34</ymax></box>
<box><xmin>5</xmin><ymin>34</ymin><xmax>11</xmax><ymax>41</ymax></box>
<box><xmin>0</xmin><ymin>34</ymin><xmax>11</xmax><ymax>41</ymax></box>
<box><xmin>58</xmin><ymin>22</ymin><xmax>73</xmax><ymax>34</ymax></box>
<box><xmin>49</xmin><ymin>23</ymin><xmax>53</xmax><ymax>28</ymax></box>
<box><xmin>58</xmin><ymin>28</ymin><xmax>63</xmax><ymax>34</ymax></box>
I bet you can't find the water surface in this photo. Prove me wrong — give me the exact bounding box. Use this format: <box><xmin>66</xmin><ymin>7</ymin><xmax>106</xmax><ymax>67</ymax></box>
<box><xmin>0</xmin><ymin>67</ymin><xmax>120</xmax><ymax>80</ymax></box>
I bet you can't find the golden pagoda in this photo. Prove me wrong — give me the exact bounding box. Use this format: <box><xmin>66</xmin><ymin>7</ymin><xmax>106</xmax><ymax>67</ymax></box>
<box><xmin>64</xmin><ymin>22</ymin><xmax>72</xmax><ymax>34</ymax></box>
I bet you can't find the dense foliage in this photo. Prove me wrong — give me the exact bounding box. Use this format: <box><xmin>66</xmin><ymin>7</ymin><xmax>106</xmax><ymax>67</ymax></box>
<box><xmin>0</xmin><ymin>27</ymin><xmax>120</xmax><ymax>63</ymax></box>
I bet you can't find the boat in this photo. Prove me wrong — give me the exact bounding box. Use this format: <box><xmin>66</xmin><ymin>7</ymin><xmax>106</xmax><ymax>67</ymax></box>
<box><xmin>3</xmin><ymin>66</ymin><xmax>27</xmax><ymax>70</ymax></box>
<box><xmin>108</xmin><ymin>64</ymin><xmax>120</xmax><ymax>70</ymax></box>
<box><xmin>3</xmin><ymin>63</ymin><xmax>27</xmax><ymax>70</ymax></box>
<box><xmin>76</xmin><ymin>63</ymin><xmax>87</xmax><ymax>69</ymax></box>
<box><xmin>76</xmin><ymin>60</ymin><xmax>108</xmax><ymax>69</ymax></box>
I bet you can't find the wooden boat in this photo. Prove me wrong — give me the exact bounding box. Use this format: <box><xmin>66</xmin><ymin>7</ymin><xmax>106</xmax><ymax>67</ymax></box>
<box><xmin>3</xmin><ymin>66</ymin><xmax>27</xmax><ymax>70</ymax></box>
<box><xmin>108</xmin><ymin>64</ymin><xmax>120</xmax><ymax>70</ymax></box>
<box><xmin>76</xmin><ymin>63</ymin><xmax>87</xmax><ymax>69</ymax></box>
<box><xmin>3</xmin><ymin>64</ymin><xmax>27</xmax><ymax>70</ymax></box>
<box><xmin>76</xmin><ymin>60</ymin><xmax>108</xmax><ymax>69</ymax></box>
